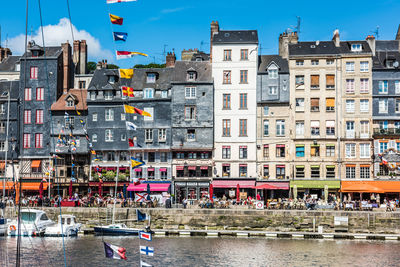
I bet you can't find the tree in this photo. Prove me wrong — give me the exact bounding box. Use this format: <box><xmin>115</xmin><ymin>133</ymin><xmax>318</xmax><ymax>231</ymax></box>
<box><xmin>87</xmin><ymin>61</ymin><xmax>97</xmax><ymax>73</ymax></box>
<box><xmin>134</xmin><ymin>63</ymin><xmax>166</xmax><ymax>69</ymax></box>
<box><xmin>106</xmin><ymin>64</ymin><xmax>119</xmax><ymax>69</ymax></box>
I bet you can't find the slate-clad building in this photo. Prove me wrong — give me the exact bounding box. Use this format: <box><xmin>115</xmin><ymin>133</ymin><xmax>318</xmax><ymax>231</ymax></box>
<box><xmin>171</xmin><ymin>61</ymin><xmax>214</xmax><ymax>202</ymax></box>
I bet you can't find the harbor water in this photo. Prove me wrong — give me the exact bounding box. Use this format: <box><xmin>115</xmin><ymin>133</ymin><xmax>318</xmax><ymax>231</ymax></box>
<box><xmin>1</xmin><ymin>236</ymin><xmax>400</xmax><ymax>267</ymax></box>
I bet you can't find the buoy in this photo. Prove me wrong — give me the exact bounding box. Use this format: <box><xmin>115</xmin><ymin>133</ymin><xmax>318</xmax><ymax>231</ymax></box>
<box><xmin>9</xmin><ymin>225</ymin><xmax>16</xmax><ymax>231</ymax></box>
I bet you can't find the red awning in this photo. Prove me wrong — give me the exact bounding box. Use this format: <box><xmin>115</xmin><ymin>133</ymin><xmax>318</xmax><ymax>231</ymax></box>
<box><xmin>256</xmin><ymin>182</ymin><xmax>289</xmax><ymax>190</ymax></box>
<box><xmin>176</xmin><ymin>166</ymin><xmax>184</xmax><ymax>170</ymax></box>
<box><xmin>127</xmin><ymin>183</ymin><xmax>171</xmax><ymax>192</ymax></box>
<box><xmin>188</xmin><ymin>166</ymin><xmax>196</xmax><ymax>170</ymax></box>
<box><xmin>200</xmin><ymin>166</ymin><xmax>209</xmax><ymax>170</ymax></box>
<box><xmin>212</xmin><ymin>180</ymin><xmax>255</xmax><ymax>189</ymax></box>
<box><xmin>31</xmin><ymin>160</ymin><xmax>41</xmax><ymax>168</ymax></box>
<box><xmin>239</xmin><ymin>164</ymin><xmax>247</xmax><ymax>167</ymax></box>
<box><xmin>159</xmin><ymin>168</ymin><xmax>167</xmax><ymax>172</ymax></box>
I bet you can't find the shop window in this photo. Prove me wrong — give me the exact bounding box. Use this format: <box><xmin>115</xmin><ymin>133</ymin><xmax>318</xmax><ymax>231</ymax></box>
<box><xmin>188</xmin><ymin>188</ymin><xmax>197</xmax><ymax>200</ymax></box>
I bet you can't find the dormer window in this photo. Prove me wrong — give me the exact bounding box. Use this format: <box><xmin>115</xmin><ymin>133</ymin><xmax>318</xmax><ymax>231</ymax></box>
<box><xmin>351</xmin><ymin>44</ymin><xmax>362</xmax><ymax>52</ymax></box>
<box><xmin>144</xmin><ymin>88</ymin><xmax>154</xmax><ymax>99</ymax></box>
<box><xmin>108</xmin><ymin>75</ymin><xmax>117</xmax><ymax>84</ymax></box>
<box><xmin>147</xmin><ymin>73</ymin><xmax>156</xmax><ymax>83</ymax></box>
<box><xmin>66</xmin><ymin>100</ymin><xmax>74</xmax><ymax>107</ymax></box>
<box><xmin>32</xmin><ymin>51</ymin><xmax>39</xmax><ymax>57</ymax></box>
<box><xmin>187</xmin><ymin>71</ymin><xmax>197</xmax><ymax>81</ymax></box>
<box><xmin>104</xmin><ymin>91</ymin><xmax>113</xmax><ymax>100</ymax></box>
<box><xmin>386</xmin><ymin>59</ymin><xmax>395</xmax><ymax>68</ymax></box>
<box><xmin>268</xmin><ymin>65</ymin><xmax>278</xmax><ymax>79</ymax></box>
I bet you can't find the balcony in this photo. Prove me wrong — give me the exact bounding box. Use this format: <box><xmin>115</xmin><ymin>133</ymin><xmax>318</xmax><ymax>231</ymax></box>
<box><xmin>373</xmin><ymin>128</ymin><xmax>400</xmax><ymax>138</ymax></box>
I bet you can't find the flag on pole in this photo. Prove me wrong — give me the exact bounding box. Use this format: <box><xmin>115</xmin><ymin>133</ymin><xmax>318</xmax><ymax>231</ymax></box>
<box><xmin>131</xmin><ymin>157</ymin><xmax>145</xmax><ymax>168</ymax></box>
<box><xmin>103</xmin><ymin>242</ymin><xmax>127</xmax><ymax>260</ymax></box>
<box><xmin>107</xmin><ymin>0</ymin><xmax>137</xmax><ymax>3</ymax></box>
<box><xmin>382</xmin><ymin>157</ymin><xmax>388</xmax><ymax>165</ymax></box>
<box><xmin>126</xmin><ymin>121</ymin><xmax>138</xmax><ymax>131</ymax></box>
<box><xmin>137</xmin><ymin>210</ymin><xmax>148</xmax><ymax>221</ymax></box>
<box><xmin>121</xmin><ymin>86</ymin><xmax>134</xmax><ymax>97</ymax></box>
<box><xmin>124</xmin><ymin>105</ymin><xmax>151</xmax><ymax>117</ymax></box>
<box><xmin>139</xmin><ymin>246</ymin><xmax>154</xmax><ymax>256</ymax></box>
<box><xmin>140</xmin><ymin>261</ymin><xmax>153</xmax><ymax>267</ymax></box>
<box><xmin>119</xmin><ymin>69</ymin><xmax>134</xmax><ymax>79</ymax></box>
<box><xmin>139</xmin><ymin>231</ymin><xmax>152</xmax><ymax>241</ymax></box>
<box><xmin>116</xmin><ymin>51</ymin><xmax>148</xmax><ymax>59</ymax></box>
<box><xmin>113</xmin><ymin>32</ymin><xmax>128</xmax><ymax>42</ymax></box>
<box><xmin>128</xmin><ymin>138</ymin><xmax>135</xmax><ymax>147</ymax></box>
<box><xmin>109</xmin><ymin>14</ymin><xmax>123</xmax><ymax>25</ymax></box>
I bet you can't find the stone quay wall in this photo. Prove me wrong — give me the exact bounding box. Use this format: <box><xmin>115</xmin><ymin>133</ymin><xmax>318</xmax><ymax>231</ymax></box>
<box><xmin>5</xmin><ymin>208</ymin><xmax>400</xmax><ymax>234</ymax></box>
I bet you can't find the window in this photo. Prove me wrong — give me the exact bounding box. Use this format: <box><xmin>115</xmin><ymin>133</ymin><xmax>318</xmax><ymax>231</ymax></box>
<box><xmin>121</xmin><ymin>133</ymin><xmax>126</xmax><ymax>141</ymax></box>
<box><xmin>360</xmin><ymin>61</ymin><xmax>369</xmax><ymax>72</ymax></box>
<box><xmin>263</xmin><ymin>145</ymin><xmax>269</xmax><ymax>158</ymax></box>
<box><xmin>263</xmin><ymin>165</ymin><xmax>269</xmax><ymax>178</ymax></box>
<box><xmin>240</xmin><ymin>49</ymin><xmax>248</xmax><ymax>60</ymax></box>
<box><xmin>0</xmin><ymin>122</ymin><xmax>4</xmax><ymax>133</ymax></box>
<box><xmin>379</xmin><ymin>141</ymin><xmax>388</xmax><ymax>153</ymax></box>
<box><xmin>326</xmin><ymin>59</ymin><xmax>334</xmax><ymax>65</ymax></box>
<box><xmin>326</xmin><ymin>74</ymin><xmax>335</xmax><ymax>89</ymax></box>
<box><xmin>360</xmin><ymin>121</ymin><xmax>369</xmax><ymax>138</ymax></box>
<box><xmin>104</xmin><ymin>91</ymin><xmax>113</xmax><ymax>100</ymax></box>
<box><xmin>310</xmin><ymin>98</ymin><xmax>320</xmax><ymax>112</ymax></box>
<box><xmin>185</xmin><ymin>87</ymin><xmax>196</xmax><ymax>99</ymax></box>
<box><xmin>239</xmin><ymin>165</ymin><xmax>247</xmax><ymax>177</ymax></box>
<box><xmin>143</xmin><ymin>107</ymin><xmax>153</xmax><ymax>121</ymax></box>
<box><xmin>223</xmin><ymin>94</ymin><xmax>231</xmax><ymax>109</ymax></box>
<box><xmin>379</xmin><ymin>98</ymin><xmax>388</xmax><ymax>113</ymax></box>
<box><xmin>240</xmin><ymin>70</ymin><xmax>248</xmax><ymax>83</ymax></box>
<box><xmin>147</xmin><ymin>73</ymin><xmax>156</xmax><ymax>83</ymax></box>
<box><xmin>23</xmin><ymin>133</ymin><xmax>30</xmax><ymax>148</ymax></box>
<box><xmin>346</xmin><ymin>121</ymin><xmax>355</xmax><ymax>138</ymax></box>
<box><xmin>105</xmin><ymin>129</ymin><xmax>113</xmax><ymax>142</ymax></box>
<box><xmin>346</xmin><ymin>79</ymin><xmax>355</xmax><ymax>93</ymax></box>
<box><xmin>276</xmin><ymin>120</ymin><xmax>285</xmax><ymax>136</ymax></box>
<box><xmin>144</xmin><ymin>88</ymin><xmax>154</xmax><ymax>99</ymax></box>
<box><xmin>326</xmin><ymin>120</ymin><xmax>335</xmax><ymax>135</ymax></box>
<box><xmin>295</xmin><ymin>75</ymin><xmax>304</xmax><ymax>89</ymax></box>
<box><xmin>92</xmin><ymin>134</ymin><xmax>97</xmax><ymax>142</ymax></box>
<box><xmin>296</xmin><ymin>145</ymin><xmax>305</xmax><ymax>157</ymax></box>
<box><xmin>360</xmin><ymin>166</ymin><xmax>370</xmax><ymax>179</ymax></box>
<box><xmin>222</xmin><ymin>146</ymin><xmax>231</xmax><ymax>159</ymax></box>
<box><xmin>0</xmin><ymin>141</ymin><xmax>5</xmax><ymax>152</ymax></box>
<box><xmin>224</xmin><ymin>50</ymin><xmax>232</xmax><ymax>61</ymax></box>
<box><xmin>187</xmin><ymin>72</ymin><xmax>196</xmax><ymax>81</ymax></box>
<box><xmin>78</xmin><ymin>81</ymin><xmax>86</xmax><ymax>89</ymax></box>
<box><xmin>185</xmin><ymin>106</ymin><xmax>196</xmax><ymax>120</ymax></box>
<box><xmin>158</xmin><ymin>129</ymin><xmax>166</xmax><ymax>142</ymax></box>
<box><xmin>66</xmin><ymin>99</ymin><xmax>74</xmax><ymax>107</ymax></box>
<box><xmin>160</xmin><ymin>152</ymin><xmax>168</xmax><ymax>162</ymax></box>
<box><xmin>222</xmin><ymin>164</ymin><xmax>231</xmax><ymax>177</ymax></box>
<box><xmin>24</xmin><ymin>110</ymin><xmax>31</xmax><ymax>124</ymax></box>
<box><xmin>30</xmin><ymin>66</ymin><xmax>38</xmax><ymax>79</ymax></box>
<box><xmin>360</xmin><ymin>78</ymin><xmax>369</xmax><ymax>93</ymax></box>
<box><xmin>351</xmin><ymin>44</ymin><xmax>362</xmax><ymax>51</ymax></box>
<box><xmin>296</xmin><ymin>121</ymin><xmax>304</xmax><ymax>137</ymax></box>
<box><xmin>239</xmin><ymin>119</ymin><xmax>247</xmax><ymax>136</ymax></box>
<box><xmin>105</xmin><ymin>108</ymin><xmax>114</xmax><ymax>121</ymax></box>
<box><xmin>311</xmin><ymin>121</ymin><xmax>320</xmax><ymax>136</ymax></box>
<box><xmin>346</xmin><ymin>166</ymin><xmax>356</xmax><ymax>179</ymax></box>
<box><xmin>360</xmin><ymin>143</ymin><xmax>370</xmax><ymax>158</ymax></box>
<box><xmin>296</xmin><ymin>166</ymin><xmax>305</xmax><ymax>178</ymax></box>
<box><xmin>36</xmin><ymin>110</ymin><xmax>43</xmax><ymax>124</ymax></box>
<box><xmin>239</xmin><ymin>93</ymin><xmax>247</xmax><ymax>109</ymax></box>
<box><xmin>222</xmin><ymin>119</ymin><xmax>230</xmax><ymax>137</ymax></box>
<box><xmin>161</xmin><ymin>90</ymin><xmax>168</xmax><ymax>98</ymax></box>
<box><xmin>148</xmin><ymin>152</ymin><xmax>155</xmax><ymax>163</ymax></box>
<box><xmin>90</xmin><ymin>92</ymin><xmax>96</xmax><ymax>101</ymax></box>
<box><xmin>311</xmin><ymin>166</ymin><xmax>320</xmax><ymax>179</ymax></box>
<box><xmin>263</xmin><ymin>120</ymin><xmax>269</xmax><ymax>136</ymax></box>
<box><xmin>268</xmin><ymin>67</ymin><xmax>278</xmax><ymax>79</ymax></box>
<box><xmin>263</xmin><ymin>106</ymin><xmax>269</xmax><ymax>115</ymax></box>
<box><xmin>145</xmin><ymin>129</ymin><xmax>153</xmax><ymax>142</ymax></box>
<box><xmin>345</xmin><ymin>143</ymin><xmax>356</xmax><ymax>158</ymax></box>
<box><xmin>311</xmin><ymin>60</ymin><xmax>319</xmax><ymax>65</ymax></box>
<box><xmin>187</xmin><ymin>129</ymin><xmax>196</xmax><ymax>141</ymax></box>
<box><xmin>326</xmin><ymin>98</ymin><xmax>335</xmax><ymax>111</ymax></box>
<box><xmin>395</xmin><ymin>81</ymin><xmax>400</xmax><ymax>94</ymax></box>
<box><xmin>311</xmin><ymin>75</ymin><xmax>320</xmax><ymax>89</ymax></box>
<box><xmin>24</xmin><ymin>88</ymin><xmax>31</xmax><ymax>101</ymax></box>
<box><xmin>121</xmin><ymin>113</ymin><xmax>126</xmax><ymax>121</ymax></box>
<box><xmin>295</xmin><ymin>98</ymin><xmax>304</xmax><ymax>112</ymax></box>
<box><xmin>326</xmin><ymin>145</ymin><xmax>335</xmax><ymax>157</ymax></box>
<box><xmin>276</xmin><ymin>145</ymin><xmax>285</xmax><ymax>157</ymax></box>
<box><xmin>223</xmin><ymin>71</ymin><xmax>231</xmax><ymax>84</ymax></box>
<box><xmin>310</xmin><ymin>145</ymin><xmax>320</xmax><ymax>157</ymax></box>
<box><xmin>36</xmin><ymin>88</ymin><xmax>44</xmax><ymax>101</ymax></box>
<box><xmin>276</xmin><ymin>166</ymin><xmax>285</xmax><ymax>179</ymax></box>
<box><xmin>346</xmin><ymin>100</ymin><xmax>355</xmax><ymax>113</ymax></box>
<box><xmin>296</xmin><ymin>60</ymin><xmax>304</xmax><ymax>66</ymax></box>
<box><xmin>346</xmin><ymin>62</ymin><xmax>355</xmax><ymax>72</ymax></box>
<box><xmin>360</xmin><ymin>99</ymin><xmax>369</xmax><ymax>113</ymax></box>
<box><xmin>326</xmin><ymin>166</ymin><xmax>335</xmax><ymax>179</ymax></box>
<box><xmin>35</xmin><ymin>133</ymin><xmax>43</xmax><ymax>148</ymax></box>
<box><xmin>379</xmin><ymin>121</ymin><xmax>388</xmax><ymax>130</ymax></box>
<box><xmin>92</xmin><ymin>113</ymin><xmax>98</xmax><ymax>122</ymax></box>
<box><xmin>379</xmin><ymin>81</ymin><xmax>388</xmax><ymax>94</ymax></box>
<box><xmin>269</xmin><ymin>86</ymin><xmax>277</xmax><ymax>95</ymax></box>
<box><xmin>239</xmin><ymin>146</ymin><xmax>247</xmax><ymax>159</ymax></box>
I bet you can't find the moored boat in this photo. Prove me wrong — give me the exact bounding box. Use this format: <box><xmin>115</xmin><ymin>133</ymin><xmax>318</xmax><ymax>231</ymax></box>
<box><xmin>94</xmin><ymin>224</ymin><xmax>139</xmax><ymax>235</ymax></box>
<box><xmin>7</xmin><ymin>209</ymin><xmax>53</xmax><ymax>237</ymax></box>
<box><xmin>45</xmin><ymin>214</ymin><xmax>81</xmax><ymax>237</ymax></box>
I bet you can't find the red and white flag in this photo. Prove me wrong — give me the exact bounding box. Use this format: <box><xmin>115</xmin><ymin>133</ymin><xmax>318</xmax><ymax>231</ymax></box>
<box><xmin>116</xmin><ymin>51</ymin><xmax>148</xmax><ymax>60</ymax></box>
<box><xmin>107</xmin><ymin>0</ymin><xmax>136</xmax><ymax>4</ymax></box>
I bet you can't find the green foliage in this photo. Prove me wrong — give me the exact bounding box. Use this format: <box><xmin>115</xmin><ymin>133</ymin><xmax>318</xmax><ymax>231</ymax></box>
<box><xmin>87</xmin><ymin>61</ymin><xmax>96</xmax><ymax>73</ymax></box>
<box><xmin>133</xmin><ymin>63</ymin><xmax>166</xmax><ymax>69</ymax></box>
<box><xmin>104</xmin><ymin>171</ymin><xmax>116</xmax><ymax>181</ymax></box>
<box><xmin>106</xmin><ymin>64</ymin><xmax>119</xmax><ymax>69</ymax></box>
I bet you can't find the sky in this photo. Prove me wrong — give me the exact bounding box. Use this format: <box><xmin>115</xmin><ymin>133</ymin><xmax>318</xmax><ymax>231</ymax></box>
<box><xmin>1</xmin><ymin>0</ymin><xmax>400</xmax><ymax>68</ymax></box>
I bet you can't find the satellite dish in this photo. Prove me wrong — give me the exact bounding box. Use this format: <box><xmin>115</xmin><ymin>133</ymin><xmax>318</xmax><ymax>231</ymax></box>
<box><xmin>393</xmin><ymin>61</ymin><xmax>399</xmax><ymax>68</ymax></box>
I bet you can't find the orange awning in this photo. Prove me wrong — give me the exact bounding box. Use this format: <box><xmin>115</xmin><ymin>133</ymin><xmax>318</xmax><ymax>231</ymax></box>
<box><xmin>0</xmin><ymin>162</ymin><xmax>5</xmax><ymax>169</ymax></box>
<box><xmin>31</xmin><ymin>160</ymin><xmax>41</xmax><ymax>168</ymax></box>
<box><xmin>341</xmin><ymin>181</ymin><xmax>400</xmax><ymax>193</ymax></box>
<box><xmin>0</xmin><ymin>182</ymin><xmax>49</xmax><ymax>191</ymax></box>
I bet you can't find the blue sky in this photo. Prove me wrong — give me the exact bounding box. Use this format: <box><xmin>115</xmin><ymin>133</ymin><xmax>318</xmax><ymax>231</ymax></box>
<box><xmin>1</xmin><ymin>0</ymin><xmax>400</xmax><ymax>68</ymax></box>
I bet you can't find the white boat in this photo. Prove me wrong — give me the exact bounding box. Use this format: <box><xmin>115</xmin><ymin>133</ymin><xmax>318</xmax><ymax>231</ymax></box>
<box><xmin>45</xmin><ymin>214</ymin><xmax>81</xmax><ymax>237</ymax></box>
<box><xmin>7</xmin><ymin>209</ymin><xmax>54</xmax><ymax>236</ymax></box>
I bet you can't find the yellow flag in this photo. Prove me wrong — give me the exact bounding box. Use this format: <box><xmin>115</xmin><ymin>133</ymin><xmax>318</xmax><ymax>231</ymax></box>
<box><xmin>124</xmin><ymin>105</ymin><xmax>151</xmax><ymax>117</ymax></box>
<box><xmin>119</xmin><ymin>69</ymin><xmax>134</xmax><ymax>79</ymax></box>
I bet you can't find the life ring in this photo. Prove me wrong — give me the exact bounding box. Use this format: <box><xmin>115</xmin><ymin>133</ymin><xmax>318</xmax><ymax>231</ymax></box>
<box><xmin>9</xmin><ymin>225</ymin><xmax>16</xmax><ymax>231</ymax></box>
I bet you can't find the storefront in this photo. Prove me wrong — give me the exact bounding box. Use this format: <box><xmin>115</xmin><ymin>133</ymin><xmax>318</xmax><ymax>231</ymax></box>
<box><xmin>89</xmin><ymin>181</ymin><xmax>130</xmax><ymax>196</ymax></box>
<box><xmin>174</xmin><ymin>181</ymin><xmax>210</xmax><ymax>203</ymax></box>
<box><xmin>255</xmin><ymin>181</ymin><xmax>290</xmax><ymax>199</ymax></box>
<box><xmin>128</xmin><ymin>181</ymin><xmax>172</xmax><ymax>204</ymax></box>
<box><xmin>211</xmin><ymin>180</ymin><xmax>256</xmax><ymax>200</ymax></box>
<box><xmin>341</xmin><ymin>181</ymin><xmax>400</xmax><ymax>200</ymax></box>
<box><xmin>290</xmin><ymin>180</ymin><xmax>340</xmax><ymax>199</ymax></box>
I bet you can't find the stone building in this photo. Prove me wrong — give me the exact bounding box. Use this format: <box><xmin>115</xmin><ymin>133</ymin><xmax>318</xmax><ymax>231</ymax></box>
<box><xmin>0</xmin><ymin>55</ymin><xmax>20</xmax><ymax>81</ymax></box>
<box><xmin>171</xmin><ymin>60</ymin><xmax>213</xmax><ymax>202</ymax></box>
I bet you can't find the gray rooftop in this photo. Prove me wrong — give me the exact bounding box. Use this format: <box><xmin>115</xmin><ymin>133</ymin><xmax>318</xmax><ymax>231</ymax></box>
<box><xmin>258</xmin><ymin>55</ymin><xmax>289</xmax><ymax>73</ymax></box>
<box><xmin>213</xmin><ymin>30</ymin><xmax>258</xmax><ymax>44</ymax></box>
<box><xmin>0</xmin><ymin>56</ymin><xmax>20</xmax><ymax>72</ymax></box>
<box><xmin>130</xmin><ymin>68</ymin><xmax>173</xmax><ymax>90</ymax></box>
<box><xmin>88</xmin><ymin>68</ymin><xmax>122</xmax><ymax>91</ymax></box>
<box><xmin>373</xmin><ymin>50</ymin><xmax>400</xmax><ymax>70</ymax></box>
<box><xmin>339</xmin><ymin>41</ymin><xmax>372</xmax><ymax>54</ymax></box>
<box><xmin>21</xmin><ymin>46</ymin><xmax>63</xmax><ymax>59</ymax></box>
<box><xmin>0</xmin><ymin>80</ymin><xmax>20</xmax><ymax>99</ymax></box>
<box><xmin>172</xmin><ymin>61</ymin><xmax>212</xmax><ymax>83</ymax></box>
<box><xmin>376</xmin><ymin>40</ymin><xmax>399</xmax><ymax>52</ymax></box>
<box><xmin>289</xmin><ymin>41</ymin><xmax>338</xmax><ymax>56</ymax></box>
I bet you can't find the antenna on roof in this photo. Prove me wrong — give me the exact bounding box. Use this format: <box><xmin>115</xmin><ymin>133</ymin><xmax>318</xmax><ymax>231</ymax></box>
<box><xmin>371</xmin><ymin>26</ymin><xmax>380</xmax><ymax>40</ymax></box>
<box><xmin>295</xmin><ymin>16</ymin><xmax>301</xmax><ymax>34</ymax></box>
<box><xmin>162</xmin><ymin>44</ymin><xmax>168</xmax><ymax>62</ymax></box>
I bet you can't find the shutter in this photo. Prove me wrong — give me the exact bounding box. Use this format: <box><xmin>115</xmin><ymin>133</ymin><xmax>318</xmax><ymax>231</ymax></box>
<box><xmin>326</xmin><ymin>120</ymin><xmax>335</xmax><ymax>127</ymax></box>
<box><xmin>326</xmin><ymin>74</ymin><xmax>335</xmax><ymax>85</ymax></box>
<box><xmin>310</xmin><ymin>121</ymin><xmax>320</xmax><ymax>127</ymax></box>
<box><xmin>311</xmin><ymin>75</ymin><xmax>320</xmax><ymax>86</ymax></box>
<box><xmin>326</xmin><ymin>98</ymin><xmax>335</xmax><ymax>107</ymax></box>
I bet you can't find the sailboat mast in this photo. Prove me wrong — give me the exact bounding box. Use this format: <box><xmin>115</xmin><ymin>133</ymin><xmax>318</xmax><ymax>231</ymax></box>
<box><xmin>2</xmin><ymin>84</ymin><xmax>11</xmax><ymax>201</ymax></box>
<box><xmin>112</xmin><ymin>151</ymin><xmax>120</xmax><ymax>225</ymax></box>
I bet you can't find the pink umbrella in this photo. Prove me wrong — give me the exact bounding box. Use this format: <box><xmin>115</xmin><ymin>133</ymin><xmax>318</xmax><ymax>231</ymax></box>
<box><xmin>209</xmin><ymin>183</ymin><xmax>213</xmax><ymax>203</ymax></box>
<box><xmin>236</xmin><ymin>184</ymin><xmax>240</xmax><ymax>202</ymax></box>
<box><xmin>69</xmin><ymin>180</ymin><xmax>73</xmax><ymax>199</ymax></box>
<box><xmin>39</xmin><ymin>181</ymin><xmax>44</xmax><ymax>199</ymax></box>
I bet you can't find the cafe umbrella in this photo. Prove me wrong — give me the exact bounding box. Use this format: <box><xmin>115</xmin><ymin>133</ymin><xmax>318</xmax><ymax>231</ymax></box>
<box><xmin>209</xmin><ymin>183</ymin><xmax>213</xmax><ymax>202</ymax></box>
<box><xmin>236</xmin><ymin>184</ymin><xmax>240</xmax><ymax>202</ymax></box>
<box><xmin>68</xmin><ymin>180</ymin><xmax>73</xmax><ymax>199</ymax></box>
<box><xmin>39</xmin><ymin>180</ymin><xmax>44</xmax><ymax>199</ymax></box>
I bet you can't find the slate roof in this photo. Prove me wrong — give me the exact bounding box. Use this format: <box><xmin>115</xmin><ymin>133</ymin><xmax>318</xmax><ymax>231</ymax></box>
<box><xmin>191</xmin><ymin>52</ymin><xmax>210</xmax><ymax>61</ymax></box>
<box><xmin>258</xmin><ymin>55</ymin><xmax>289</xmax><ymax>73</ymax></box>
<box><xmin>339</xmin><ymin>41</ymin><xmax>372</xmax><ymax>54</ymax></box>
<box><xmin>376</xmin><ymin>40</ymin><xmax>399</xmax><ymax>52</ymax></box>
<box><xmin>129</xmin><ymin>68</ymin><xmax>173</xmax><ymax>90</ymax></box>
<box><xmin>0</xmin><ymin>80</ymin><xmax>19</xmax><ymax>99</ymax></box>
<box><xmin>20</xmin><ymin>46</ymin><xmax>63</xmax><ymax>59</ymax></box>
<box><xmin>212</xmin><ymin>30</ymin><xmax>258</xmax><ymax>44</ymax></box>
<box><xmin>372</xmin><ymin>50</ymin><xmax>400</xmax><ymax>70</ymax></box>
<box><xmin>88</xmin><ymin>69</ymin><xmax>122</xmax><ymax>91</ymax></box>
<box><xmin>51</xmin><ymin>89</ymin><xmax>87</xmax><ymax>111</ymax></box>
<box><xmin>0</xmin><ymin>56</ymin><xmax>20</xmax><ymax>71</ymax></box>
<box><xmin>171</xmin><ymin>61</ymin><xmax>212</xmax><ymax>83</ymax></box>
<box><xmin>289</xmin><ymin>41</ymin><xmax>338</xmax><ymax>56</ymax></box>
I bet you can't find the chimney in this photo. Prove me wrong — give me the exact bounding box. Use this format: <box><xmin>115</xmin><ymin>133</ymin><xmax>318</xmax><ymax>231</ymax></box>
<box><xmin>73</xmin><ymin>40</ymin><xmax>80</xmax><ymax>69</ymax></box>
<box><xmin>278</xmin><ymin>31</ymin><xmax>298</xmax><ymax>60</ymax></box>
<box><xmin>61</xmin><ymin>42</ymin><xmax>72</xmax><ymax>93</ymax></box>
<box><xmin>210</xmin><ymin>21</ymin><xmax>219</xmax><ymax>62</ymax></box>
<box><xmin>79</xmin><ymin>40</ymin><xmax>87</xmax><ymax>74</ymax></box>
<box><xmin>366</xmin><ymin>35</ymin><xmax>376</xmax><ymax>56</ymax></box>
<box><xmin>166</xmin><ymin>51</ymin><xmax>176</xmax><ymax>68</ymax></box>
<box><xmin>0</xmin><ymin>47</ymin><xmax>11</xmax><ymax>63</ymax></box>
<box><xmin>332</xmin><ymin>29</ymin><xmax>340</xmax><ymax>47</ymax></box>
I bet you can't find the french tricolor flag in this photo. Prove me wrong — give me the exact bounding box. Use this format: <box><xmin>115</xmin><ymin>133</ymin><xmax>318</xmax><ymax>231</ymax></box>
<box><xmin>103</xmin><ymin>242</ymin><xmax>127</xmax><ymax>260</ymax></box>
<box><xmin>139</xmin><ymin>231</ymin><xmax>152</xmax><ymax>241</ymax></box>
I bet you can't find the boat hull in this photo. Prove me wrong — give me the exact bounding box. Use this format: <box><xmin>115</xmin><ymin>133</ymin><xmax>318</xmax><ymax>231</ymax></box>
<box><xmin>93</xmin><ymin>226</ymin><xmax>139</xmax><ymax>236</ymax></box>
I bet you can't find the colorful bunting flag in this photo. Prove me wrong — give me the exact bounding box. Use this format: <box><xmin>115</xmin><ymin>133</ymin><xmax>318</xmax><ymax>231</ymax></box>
<box><xmin>113</xmin><ymin>32</ymin><xmax>128</xmax><ymax>42</ymax></box>
<box><xmin>107</xmin><ymin>0</ymin><xmax>137</xmax><ymax>3</ymax></box>
<box><xmin>121</xmin><ymin>86</ymin><xmax>134</xmax><ymax>97</ymax></box>
<box><xmin>124</xmin><ymin>105</ymin><xmax>151</xmax><ymax>117</ymax></box>
<box><xmin>126</xmin><ymin>121</ymin><xmax>138</xmax><ymax>130</ymax></box>
<box><xmin>109</xmin><ymin>14</ymin><xmax>123</xmax><ymax>25</ymax></box>
<box><xmin>119</xmin><ymin>69</ymin><xmax>134</xmax><ymax>79</ymax></box>
<box><xmin>128</xmin><ymin>138</ymin><xmax>135</xmax><ymax>147</ymax></box>
<box><xmin>131</xmin><ymin>157</ymin><xmax>145</xmax><ymax>168</ymax></box>
<box><xmin>140</xmin><ymin>260</ymin><xmax>152</xmax><ymax>267</ymax></box>
<box><xmin>116</xmin><ymin>51</ymin><xmax>148</xmax><ymax>60</ymax></box>
<box><xmin>103</xmin><ymin>242</ymin><xmax>127</xmax><ymax>260</ymax></box>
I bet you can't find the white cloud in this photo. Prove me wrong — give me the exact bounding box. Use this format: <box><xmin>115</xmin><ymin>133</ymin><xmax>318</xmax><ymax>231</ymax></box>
<box><xmin>161</xmin><ymin>7</ymin><xmax>186</xmax><ymax>14</ymax></box>
<box><xmin>4</xmin><ymin>18</ymin><xmax>113</xmax><ymax>62</ymax></box>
